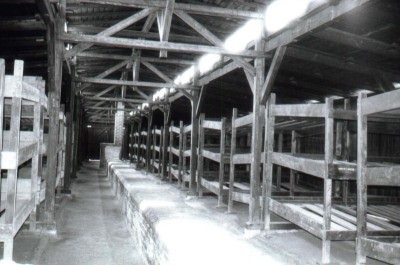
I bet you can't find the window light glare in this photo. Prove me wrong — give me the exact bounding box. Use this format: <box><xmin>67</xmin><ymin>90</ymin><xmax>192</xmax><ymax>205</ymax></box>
<box><xmin>265</xmin><ymin>0</ymin><xmax>313</xmax><ymax>33</ymax></box>
<box><xmin>86</xmin><ymin>125</ymin><xmax>92</xmax><ymax>128</ymax></box>
<box><xmin>224</xmin><ymin>19</ymin><xmax>263</xmax><ymax>53</ymax></box>
<box><xmin>199</xmin><ymin>54</ymin><xmax>221</xmax><ymax>75</ymax></box>
<box><xmin>174</xmin><ymin>66</ymin><xmax>195</xmax><ymax>85</ymax></box>
<box><xmin>394</xmin><ymin>82</ymin><xmax>400</xmax><ymax>89</ymax></box>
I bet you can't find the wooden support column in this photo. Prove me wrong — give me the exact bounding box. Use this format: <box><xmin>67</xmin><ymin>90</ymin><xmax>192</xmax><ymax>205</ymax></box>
<box><xmin>189</xmin><ymin>91</ymin><xmax>200</xmax><ymax>194</ymax></box>
<box><xmin>356</xmin><ymin>93</ymin><xmax>368</xmax><ymax>265</ymax></box>
<box><xmin>263</xmin><ymin>94</ymin><xmax>276</xmax><ymax>230</ymax></box>
<box><xmin>71</xmin><ymin>95</ymin><xmax>81</xmax><ymax>178</ymax></box>
<box><xmin>228</xmin><ymin>108</ymin><xmax>237</xmax><ymax>213</ymax></box>
<box><xmin>44</xmin><ymin>16</ymin><xmax>63</xmax><ymax>228</ymax></box>
<box><xmin>168</xmin><ymin>121</ymin><xmax>174</xmax><ymax>181</ymax></box>
<box><xmin>63</xmin><ymin>67</ymin><xmax>76</xmax><ymax>193</ymax></box>
<box><xmin>342</xmin><ymin>99</ymin><xmax>351</xmax><ymax>205</ymax></box>
<box><xmin>178</xmin><ymin>121</ymin><xmax>184</xmax><ymax>186</ymax></box>
<box><xmin>322</xmin><ymin>98</ymin><xmax>334</xmax><ymax>264</ymax></box>
<box><xmin>248</xmin><ymin>38</ymin><xmax>265</xmax><ymax>229</ymax></box>
<box><xmin>136</xmin><ymin>117</ymin><xmax>142</xmax><ymax>168</ymax></box>
<box><xmin>196</xmin><ymin>113</ymin><xmax>205</xmax><ymax>196</ymax></box>
<box><xmin>152</xmin><ymin>127</ymin><xmax>156</xmax><ymax>172</ymax></box>
<box><xmin>276</xmin><ymin>133</ymin><xmax>283</xmax><ymax>191</ymax></box>
<box><xmin>161</xmin><ymin>106</ymin><xmax>171</xmax><ymax>179</ymax></box>
<box><xmin>217</xmin><ymin>117</ymin><xmax>226</xmax><ymax>207</ymax></box>
<box><xmin>290</xmin><ymin>131</ymin><xmax>297</xmax><ymax>197</ymax></box>
<box><xmin>146</xmin><ymin>111</ymin><xmax>153</xmax><ymax>171</ymax></box>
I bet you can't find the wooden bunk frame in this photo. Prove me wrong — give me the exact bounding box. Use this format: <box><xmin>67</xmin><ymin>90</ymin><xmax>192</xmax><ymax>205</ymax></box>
<box><xmin>197</xmin><ymin>114</ymin><xmax>229</xmax><ymax>207</ymax></box>
<box><xmin>356</xmin><ymin>90</ymin><xmax>400</xmax><ymax>265</ymax></box>
<box><xmin>0</xmin><ymin>59</ymin><xmax>48</xmax><ymax>261</ymax></box>
<box><xmin>168</xmin><ymin>121</ymin><xmax>183</xmax><ymax>183</ymax></box>
<box><xmin>228</xmin><ymin>108</ymin><xmax>264</xmax><ymax>212</ymax></box>
<box><xmin>264</xmin><ymin>93</ymin><xmax>400</xmax><ymax>264</ymax></box>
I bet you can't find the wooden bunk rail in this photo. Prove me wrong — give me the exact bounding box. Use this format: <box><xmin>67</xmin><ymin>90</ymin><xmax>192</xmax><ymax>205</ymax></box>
<box><xmin>272</xmin><ymin>103</ymin><xmax>326</xmax><ymax>118</ymax></box>
<box><xmin>367</xmin><ymin>166</ymin><xmax>400</xmax><ymax>186</ymax></box>
<box><xmin>360</xmin><ymin>237</ymin><xmax>400</xmax><ymax>264</ymax></box>
<box><xmin>232</xmin><ymin>151</ymin><xmax>266</xmax><ymax>165</ymax></box>
<box><xmin>271</xmin><ymin>152</ymin><xmax>325</xmax><ymax>178</ymax></box>
<box><xmin>4</xmin><ymin>76</ymin><xmax>41</xmax><ymax>103</ymax></box>
<box><xmin>233</xmin><ymin>113</ymin><xmax>253</xmax><ymax>128</ymax></box>
<box><xmin>183</xmin><ymin>149</ymin><xmax>191</xmax><ymax>157</ymax></box>
<box><xmin>362</xmin><ymin>89</ymin><xmax>400</xmax><ymax>116</ymax></box>
<box><xmin>169</xmin><ymin>146</ymin><xmax>180</xmax><ymax>156</ymax></box>
<box><xmin>169</xmin><ymin>125</ymin><xmax>180</xmax><ymax>134</ymax></box>
<box><xmin>200</xmin><ymin>149</ymin><xmax>229</xmax><ymax>163</ymax></box>
<box><xmin>202</xmin><ymin>120</ymin><xmax>223</xmax><ymax>131</ymax></box>
<box><xmin>184</xmin><ymin>124</ymin><xmax>192</xmax><ymax>133</ymax></box>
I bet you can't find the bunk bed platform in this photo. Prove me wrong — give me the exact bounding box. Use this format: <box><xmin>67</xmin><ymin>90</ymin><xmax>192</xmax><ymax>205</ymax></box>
<box><xmin>269</xmin><ymin>200</ymin><xmax>400</xmax><ymax>241</ymax></box>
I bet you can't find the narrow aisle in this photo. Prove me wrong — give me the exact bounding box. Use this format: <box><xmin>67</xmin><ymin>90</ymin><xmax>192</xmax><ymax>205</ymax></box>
<box><xmin>17</xmin><ymin>162</ymin><xmax>142</xmax><ymax>265</ymax></box>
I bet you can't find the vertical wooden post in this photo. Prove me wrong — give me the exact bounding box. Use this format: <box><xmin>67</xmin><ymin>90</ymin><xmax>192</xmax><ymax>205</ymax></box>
<box><xmin>71</xmin><ymin>95</ymin><xmax>81</xmax><ymax>178</ymax></box>
<box><xmin>218</xmin><ymin>117</ymin><xmax>226</xmax><ymax>207</ymax></box>
<box><xmin>0</xmin><ymin>59</ymin><xmax>5</xmax><ymax>204</ymax></box>
<box><xmin>136</xmin><ymin>117</ymin><xmax>142</xmax><ymax>168</ymax></box>
<box><xmin>263</xmin><ymin>94</ymin><xmax>276</xmax><ymax>230</ymax></box>
<box><xmin>159</xmin><ymin>126</ymin><xmax>163</xmax><ymax>177</ymax></box>
<box><xmin>63</xmin><ymin>67</ymin><xmax>76</xmax><ymax>193</ymax></box>
<box><xmin>161</xmin><ymin>107</ymin><xmax>170</xmax><ymax>179</ymax></box>
<box><xmin>152</xmin><ymin>127</ymin><xmax>156</xmax><ymax>172</ymax></box>
<box><xmin>197</xmin><ymin>113</ymin><xmax>205</xmax><ymax>196</ymax></box>
<box><xmin>356</xmin><ymin>93</ymin><xmax>367</xmax><ymax>265</ymax></box>
<box><xmin>248</xmin><ymin>38</ymin><xmax>265</xmax><ymax>228</ymax></box>
<box><xmin>146</xmin><ymin>111</ymin><xmax>153</xmax><ymax>171</ymax></box>
<box><xmin>342</xmin><ymin>99</ymin><xmax>351</xmax><ymax>205</ymax></box>
<box><xmin>178</xmin><ymin>121</ymin><xmax>184</xmax><ymax>186</ymax></box>
<box><xmin>290</xmin><ymin>130</ymin><xmax>297</xmax><ymax>197</ymax></box>
<box><xmin>168</xmin><ymin>122</ymin><xmax>174</xmax><ymax>181</ymax></box>
<box><xmin>322</xmin><ymin>97</ymin><xmax>334</xmax><ymax>264</ymax></box>
<box><xmin>5</xmin><ymin>60</ymin><xmax>23</xmax><ymax>225</ymax></box>
<box><xmin>189</xmin><ymin>93</ymin><xmax>200</xmax><ymax>194</ymax></box>
<box><xmin>228</xmin><ymin>109</ymin><xmax>237</xmax><ymax>213</ymax></box>
<box><xmin>182</xmin><ymin>130</ymin><xmax>187</xmax><ymax>188</ymax></box>
<box><xmin>276</xmin><ymin>133</ymin><xmax>283</xmax><ymax>191</ymax></box>
<box><xmin>45</xmin><ymin>16</ymin><xmax>63</xmax><ymax>227</ymax></box>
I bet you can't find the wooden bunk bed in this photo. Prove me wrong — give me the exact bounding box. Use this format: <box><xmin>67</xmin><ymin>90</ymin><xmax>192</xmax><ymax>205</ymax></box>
<box><xmin>356</xmin><ymin>91</ymin><xmax>400</xmax><ymax>265</ymax></box>
<box><xmin>168</xmin><ymin>122</ymin><xmax>183</xmax><ymax>183</ymax></box>
<box><xmin>228</xmin><ymin>107</ymin><xmax>321</xmax><ymax>214</ymax></box>
<box><xmin>263</xmin><ymin>93</ymin><xmax>400</xmax><ymax>264</ymax></box>
<box><xmin>0</xmin><ymin>59</ymin><xmax>48</xmax><ymax>260</ymax></box>
<box><xmin>197</xmin><ymin>114</ymin><xmax>229</xmax><ymax>207</ymax></box>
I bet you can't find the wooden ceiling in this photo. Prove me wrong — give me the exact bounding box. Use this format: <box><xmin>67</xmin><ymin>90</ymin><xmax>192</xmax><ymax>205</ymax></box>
<box><xmin>0</xmin><ymin>0</ymin><xmax>399</xmax><ymax>124</ymax></box>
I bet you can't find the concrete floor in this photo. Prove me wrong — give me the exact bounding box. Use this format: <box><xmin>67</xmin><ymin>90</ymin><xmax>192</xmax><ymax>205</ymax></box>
<box><xmin>12</xmin><ymin>162</ymin><xmax>143</xmax><ymax>265</ymax></box>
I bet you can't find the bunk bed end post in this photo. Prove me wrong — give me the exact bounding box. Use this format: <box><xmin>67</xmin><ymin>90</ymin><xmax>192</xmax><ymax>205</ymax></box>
<box><xmin>263</xmin><ymin>93</ymin><xmax>275</xmax><ymax>230</ymax></box>
<box><xmin>322</xmin><ymin>97</ymin><xmax>334</xmax><ymax>264</ymax></box>
<box><xmin>168</xmin><ymin>121</ymin><xmax>174</xmax><ymax>182</ymax></box>
<box><xmin>228</xmin><ymin>108</ymin><xmax>238</xmax><ymax>213</ymax></box>
<box><xmin>178</xmin><ymin>121</ymin><xmax>184</xmax><ymax>186</ymax></box>
<box><xmin>356</xmin><ymin>92</ymin><xmax>368</xmax><ymax>265</ymax></box>
<box><xmin>217</xmin><ymin>117</ymin><xmax>226</xmax><ymax>207</ymax></box>
<box><xmin>197</xmin><ymin>113</ymin><xmax>205</xmax><ymax>196</ymax></box>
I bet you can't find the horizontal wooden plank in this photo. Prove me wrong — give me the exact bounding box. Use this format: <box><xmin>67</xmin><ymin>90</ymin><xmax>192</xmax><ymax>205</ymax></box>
<box><xmin>202</xmin><ymin>120</ymin><xmax>222</xmax><ymax>130</ymax></box>
<box><xmin>271</xmin><ymin>152</ymin><xmax>325</xmax><ymax>178</ymax></box>
<box><xmin>272</xmin><ymin>104</ymin><xmax>325</xmax><ymax>118</ymax></box>
<box><xmin>362</xmin><ymin>90</ymin><xmax>400</xmax><ymax>115</ymax></box>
